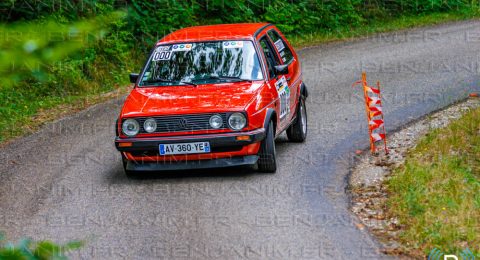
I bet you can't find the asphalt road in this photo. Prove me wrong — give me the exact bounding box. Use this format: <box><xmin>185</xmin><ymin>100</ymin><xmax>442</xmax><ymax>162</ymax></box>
<box><xmin>1</xmin><ymin>21</ymin><xmax>479</xmax><ymax>260</ymax></box>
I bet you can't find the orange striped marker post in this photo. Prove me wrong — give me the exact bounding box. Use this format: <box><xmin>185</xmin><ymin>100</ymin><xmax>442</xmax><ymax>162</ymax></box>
<box><xmin>353</xmin><ymin>72</ymin><xmax>389</xmax><ymax>154</ymax></box>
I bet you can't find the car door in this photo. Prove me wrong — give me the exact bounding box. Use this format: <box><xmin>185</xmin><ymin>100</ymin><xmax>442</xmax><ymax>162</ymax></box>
<box><xmin>258</xmin><ymin>35</ymin><xmax>291</xmax><ymax>131</ymax></box>
<box><xmin>266</xmin><ymin>28</ymin><xmax>301</xmax><ymax>123</ymax></box>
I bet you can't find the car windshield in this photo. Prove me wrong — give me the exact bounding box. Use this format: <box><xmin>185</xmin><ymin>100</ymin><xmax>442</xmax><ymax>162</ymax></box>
<box><xmin>139</xmin><ymin>40</ymin><xmax>263</xmax><ymax>86</ymax></box>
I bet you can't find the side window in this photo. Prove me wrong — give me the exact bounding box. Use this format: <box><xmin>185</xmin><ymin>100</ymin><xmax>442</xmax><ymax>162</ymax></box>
<box><xmin>267</xmin><ymin>30</ymin><xmax>294</xmax><ymax>64</ymax></box>
<box><xmin>259</xmin><ymin>36</ymin><xmax>281</xmax><ymax>79</ymax></box>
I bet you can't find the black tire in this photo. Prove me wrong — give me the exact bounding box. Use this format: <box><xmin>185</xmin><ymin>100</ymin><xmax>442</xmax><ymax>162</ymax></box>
<box><xmin>258</xmin><ymin>120</ymin><xmax>277</xmax><ymax>173</ymax></box>
<box><xmin>121</xmin><ymin>153</ymin><xmax>137</xmax><ymax>178</ymax></box>
<box><xmin>287</xmin><ymin>98</ymin><xmax>307</xmax><ymax>142</ymax></box>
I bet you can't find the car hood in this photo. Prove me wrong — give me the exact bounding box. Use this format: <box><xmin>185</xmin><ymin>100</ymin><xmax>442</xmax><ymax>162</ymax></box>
<box><xmin>121</xmin><ymin>81</ymin><xmax>264</xmax><ymax>117</ymax></box>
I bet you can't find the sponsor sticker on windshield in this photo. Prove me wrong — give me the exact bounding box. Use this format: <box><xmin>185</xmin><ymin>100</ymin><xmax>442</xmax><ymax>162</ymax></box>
<box><xmin>156</xmin><ymin>46</ymin><xmax>171</xmax><ymax>52</ymax></box>
<box><xmin>223</xmin><ymin>41</ymin><xmax>244</xmax><ymax>49</ymax></box>
<box><xmin>172</xmin><ymin>44</ymin><xmax>193</xmax><ymax>51</ymax></box>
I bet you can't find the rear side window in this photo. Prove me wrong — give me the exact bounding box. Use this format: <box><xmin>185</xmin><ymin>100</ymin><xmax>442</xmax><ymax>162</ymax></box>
<box><xmin>267</xmin><ymin>30</ymin><xmax>294</xmax><ymax>64</ymax></box>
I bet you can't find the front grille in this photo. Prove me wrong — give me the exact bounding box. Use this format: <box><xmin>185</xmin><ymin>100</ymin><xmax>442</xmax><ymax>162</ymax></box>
<box><xmin>135</xmin><ymin>113</ymin><xmax>229</xmax><ymax>134</ymax></box>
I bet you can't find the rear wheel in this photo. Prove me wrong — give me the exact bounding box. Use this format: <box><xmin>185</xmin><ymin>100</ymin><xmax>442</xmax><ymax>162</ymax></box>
<box><xmin>258</xmin><ymin>120</ymin><xmax>277</xmax><ymax>173</ymax></box>
<box><xmin>287</xmin><ymin>98</ymin><xmax>307</xmax><ymax>142</ymax></box>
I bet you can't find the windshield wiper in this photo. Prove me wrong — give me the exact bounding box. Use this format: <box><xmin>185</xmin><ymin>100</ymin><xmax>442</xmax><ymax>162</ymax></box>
<box><xmin>142</xmin><ymin>79</ymin><xmax>197</xmax><ymax>87</ymax></box>
<box><xmin>197</xmin><ymin>75</ymin><xmax>252</xmax><ymax>82</ymax></box>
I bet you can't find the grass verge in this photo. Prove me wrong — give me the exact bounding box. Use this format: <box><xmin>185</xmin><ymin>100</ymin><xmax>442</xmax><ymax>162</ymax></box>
<box><xmin>0</xmin><ymin>85</ymin><xmax>131</xmax><ymax>146</ymax></box>
<box><xmin>1</xmin><ymin>11</ymin><xmax>479</xmax><ymax>145</ymax></box>
<box><xmin>386</xmin><ymin>106</ymin><xmax>480</xmax><ymax>256</ymax></box>
<box><xmin>0</xmin><ymin>50</ymin><xmax>141</xmax><ymax>145</ymax></box>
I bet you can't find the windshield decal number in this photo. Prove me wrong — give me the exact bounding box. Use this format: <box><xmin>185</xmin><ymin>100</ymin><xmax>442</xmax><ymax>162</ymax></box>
<box><xmin>275</xmin><ymin>76</ymin><xmax>290</xmax><ymax>119</ymax></box>
<box><xmin>152</xmin><ymin>51</ymin><xmax>172</xmax><ymax>61</ymax></box>
<box><xmin>152</xmin><ymin>46</ymin><xmax>172</xmax><ymax>61</ymax></box>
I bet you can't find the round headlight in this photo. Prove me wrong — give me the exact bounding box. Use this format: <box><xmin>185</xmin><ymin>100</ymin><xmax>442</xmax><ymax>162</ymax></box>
<box><xmin>143</xmin><ymin>118</ymin><xmax>157</xmax><ymax>133</ymax></box>
<box><xmin>122</xmin><ymin>119</ymin><xmax>140</xmax><ymax>137</ymax></box>
<box><xmin>228</xmin><ymin>113</ymin><xmax>246</xmax><ymax>130</ymax></box>
<box><xmin>209</xmin><ymin>114</ymin><xmax>223</xmax><ymax>129</ymax></box>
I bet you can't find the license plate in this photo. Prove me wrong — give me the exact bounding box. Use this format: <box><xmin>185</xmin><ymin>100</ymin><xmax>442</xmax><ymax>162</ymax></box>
<box><xmin>159</xmin><ymin>142</ymin><xmax>210</xmax><ymax>155</ymax></box>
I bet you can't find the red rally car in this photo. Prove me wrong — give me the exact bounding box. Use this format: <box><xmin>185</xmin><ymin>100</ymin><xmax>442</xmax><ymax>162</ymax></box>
<box><xmin>115</xmin><ymin>23</ymin><xmax>308</xmax><ymax>176</ymax></box>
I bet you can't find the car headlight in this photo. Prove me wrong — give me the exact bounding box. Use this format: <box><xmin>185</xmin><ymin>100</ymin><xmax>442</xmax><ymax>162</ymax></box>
<box><xmin>122</xmin><ymin>119</ymin><xmax>140</xmax><ymax>137</ymax></box>
<box><xmin>209</xmin><ymin>114</ymin><xmax>223</xmax><ymax>129</ymax></box>
<box><xmin>228</xmin><ymin>112</ymin><xmax>246</xmax><ymax>130</ymax></box>
<box><xmin>143</xmin><ymin>118</ymin><xmax>157</xmax><ymax>133</ymax></box>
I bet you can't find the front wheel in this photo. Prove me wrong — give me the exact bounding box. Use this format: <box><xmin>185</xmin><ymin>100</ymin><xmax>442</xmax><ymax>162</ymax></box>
<box><xmin>257</xmin><ymin>120</ymin><xmax>277</xmax><ymax>173</ymax></box>
<box><xmin>287</xmin><ymin>98</ymin><xmax>307</xmax><ymax>142</ymax></box>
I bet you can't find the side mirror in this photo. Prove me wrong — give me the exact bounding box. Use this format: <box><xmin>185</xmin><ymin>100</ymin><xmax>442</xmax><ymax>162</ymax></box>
<box><xmin>274</xmin><ymin>64</ymin><xmax>289</xmax><ymax>75</ymax></box>
<box><xmin>129</xmin><ymin>73</ymin><xmax>139</xmax><ymax>84</ymax></box>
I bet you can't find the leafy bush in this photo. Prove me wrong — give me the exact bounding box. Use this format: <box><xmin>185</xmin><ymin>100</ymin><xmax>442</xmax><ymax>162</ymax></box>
<box><xmin>0</xmin><ymin>233</ymin><xmax>83</xmax><ymax>260</ymax></box>
<box><xmin>124</xmin><ymin>0</ymin><xmax>364</xmax><ymax>45</ymax></box>
<box><xmin>126</xmin><ymin>1</ymin><xmax>196</xmax><ymax>50</ymax></box>
<box><xmin>0</xmin><ymin>12</ymin><xmax>125</xmax><ymax>89</ymax></box>
<box><xmin>0</xmin><ymin>0</ymin><xmax>114</xmax><ymax>22</ymax></box>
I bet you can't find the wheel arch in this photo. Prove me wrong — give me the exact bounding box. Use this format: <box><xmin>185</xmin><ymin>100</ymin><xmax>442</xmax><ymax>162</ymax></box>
<box><xmin>263</xmin><ymin>108</ymin><xmax>277</xmax><ymax>133</ymax></box>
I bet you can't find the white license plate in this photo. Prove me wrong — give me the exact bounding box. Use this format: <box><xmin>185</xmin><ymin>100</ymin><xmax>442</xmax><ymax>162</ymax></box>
<box><xmin>159</xmin><ymin>142</ymin><xmax>210</xmax><ymax>155</ymax></box>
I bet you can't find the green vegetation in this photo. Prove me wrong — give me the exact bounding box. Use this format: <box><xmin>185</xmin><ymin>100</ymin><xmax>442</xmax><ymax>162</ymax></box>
<box><xmin>0</xmin><ymin>233</ymin><xmax>83</xmax><ymax>259</ymax></box>
<box><xmin>0</xmin><ymin>1</ymin><xmax>479</xmax><ymax>143</ymax></box>
<box><xmin>387</xmin><ymin>106</ymin><xmax>480</xmax><ymax>255</ymax></box>
<box><xmin>0</xmin><ymin>11</ymin><xmax>136</xmax><ymax>142</ymax></box>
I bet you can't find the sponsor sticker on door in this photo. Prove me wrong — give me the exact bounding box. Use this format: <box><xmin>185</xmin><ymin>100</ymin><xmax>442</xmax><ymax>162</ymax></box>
<box><xmin>275</xmin><ymin>76</ymin><xmax>290</xmax><ymax>119</ymax></box>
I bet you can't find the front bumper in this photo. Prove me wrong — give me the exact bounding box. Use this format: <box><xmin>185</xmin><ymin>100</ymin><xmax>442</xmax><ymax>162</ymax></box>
<box><xmin>115</xmin><ymin>128</ymin><xmax>265</xmax><ymax>170</ymax></box>
<box><xmin>125</xmin><ymin>155</ymin><xmax>259</xmax><ymax>171</ymax></box>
